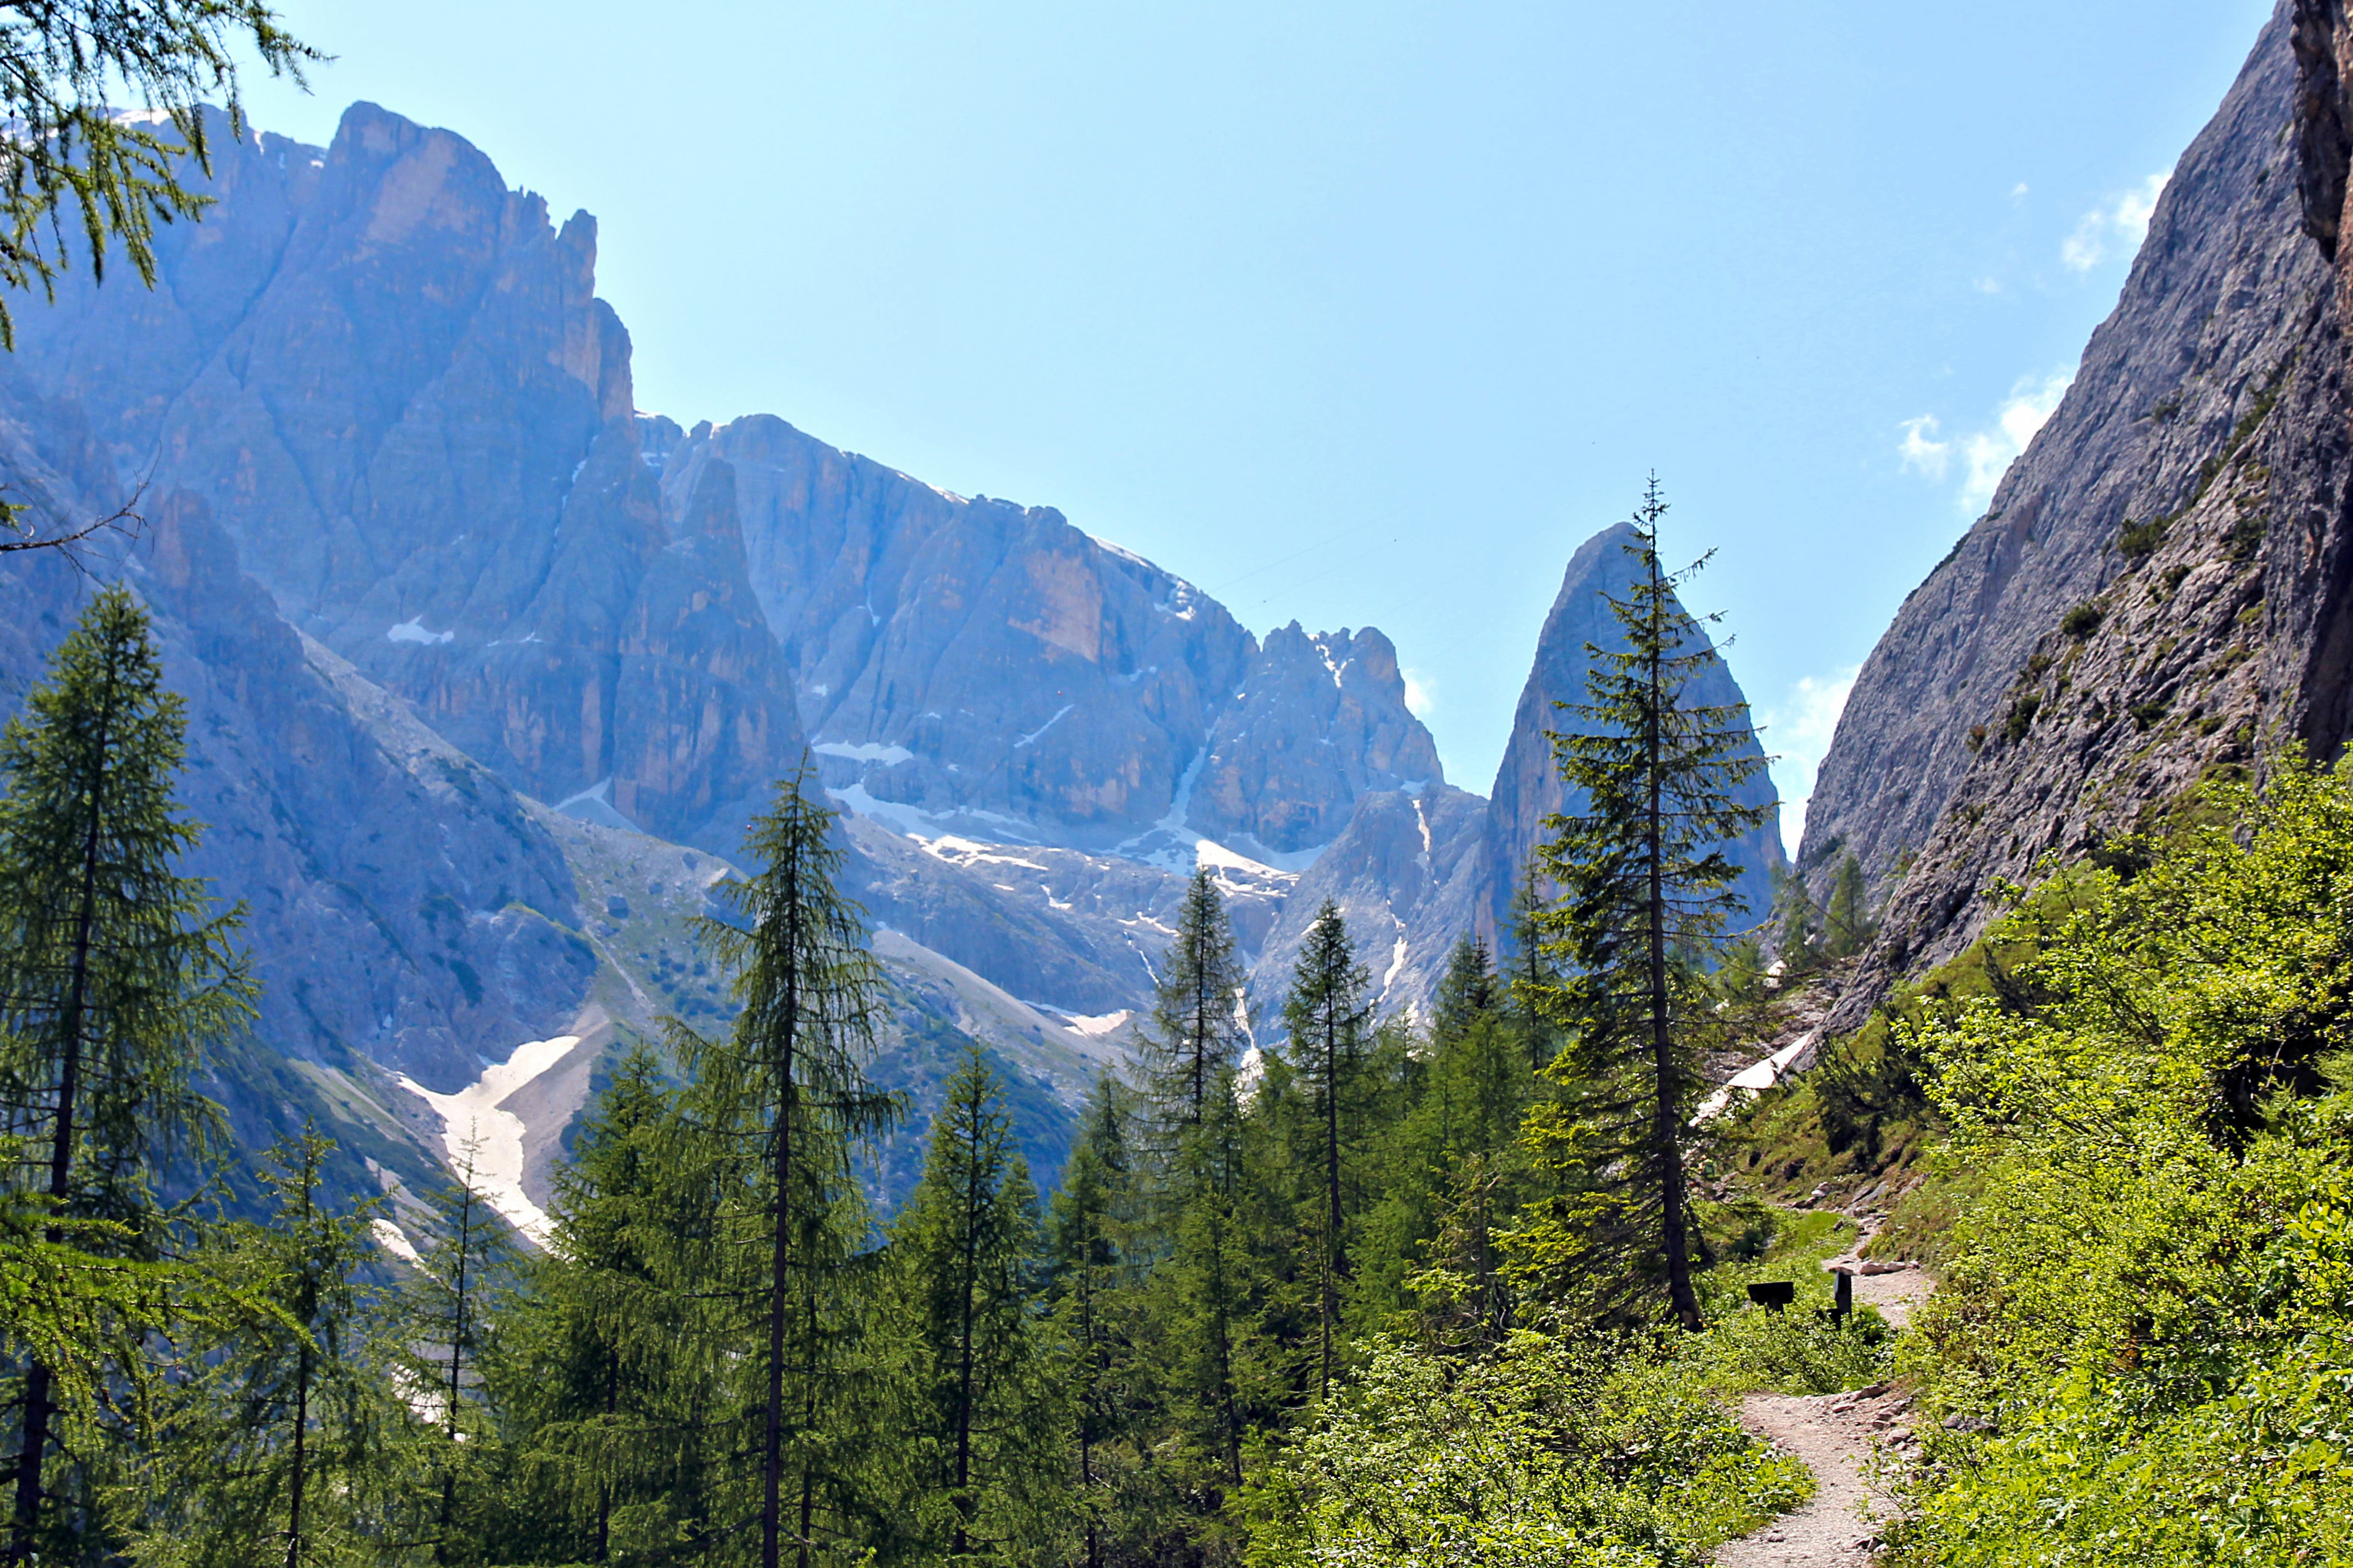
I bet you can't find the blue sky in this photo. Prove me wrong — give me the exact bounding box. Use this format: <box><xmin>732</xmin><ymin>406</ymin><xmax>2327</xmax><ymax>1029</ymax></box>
<box><xmin>238</xmin><ymin>0</ymin><xmax>2274</xmax><ymax>848</ymax></box>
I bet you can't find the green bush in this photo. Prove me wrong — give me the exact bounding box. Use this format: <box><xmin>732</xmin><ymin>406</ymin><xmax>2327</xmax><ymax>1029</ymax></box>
<box><xmin>1883</xmin><ymin>757</ymin><xmax>2353</xmax><ymax>1565</ymax></box>
<box><xmin>1243</xmin><ymin>1331</ymin><xmax>1811</xmax><ymax>1567</ymax></box>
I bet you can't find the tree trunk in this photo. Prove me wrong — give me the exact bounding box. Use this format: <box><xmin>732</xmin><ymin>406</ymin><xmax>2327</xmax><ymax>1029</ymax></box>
<box><xmin>9</xmin><ymin>664</ymin><xmax>117</xmax><ymax>1565</ymax></box>
<box><xmin>952</xmin><ymin>1093</ymin><xmax>980</xmax><ymax>1559</ymax></box>
<box><xmin>437</xmin><ymin>1183</ymin><xmax>477</xmax><ymax>1560</ymax></box>
<box><xmin>761</xmin><ymin>849</ymin><xmax>803</xmax><ymax>1568</ymax></box>
<box><xmin>1644</xmin><ymin>551</ymin><xmax>1702</xmax><ymax>1334</ymax></box>
<box><xmin>1321</xmin><ymin>1000</ymin><xmax>1344</xmax><ymax>1401</ymax></box>
<box><xmin>286</xmin><ymin>1342</ymin><xmax>312</xmax><ymax>1568</ymax></box>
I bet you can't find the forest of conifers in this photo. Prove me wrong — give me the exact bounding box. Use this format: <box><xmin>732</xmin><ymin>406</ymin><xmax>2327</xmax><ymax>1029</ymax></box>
<box><xmin>9</xmin><ymin>524</ymin><xmax>2353</xmax><ymax>1568</ymax></box>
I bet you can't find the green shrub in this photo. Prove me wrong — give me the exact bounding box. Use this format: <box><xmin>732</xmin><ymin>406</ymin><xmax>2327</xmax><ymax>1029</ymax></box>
<box><xmin>1884</xmin><ymin>757</ymin><xmax>2353</xmax><ymax>1565</ymax></box>
<box><xmin>2116</xmin><ymin>515</ymin><xmax>2168</xmax><ymax>562</ymax></box>
<box><xmin>1244</xmin><ymin>1331</ymin><xmax>1812</xmax><ymax>1567</ymax></box>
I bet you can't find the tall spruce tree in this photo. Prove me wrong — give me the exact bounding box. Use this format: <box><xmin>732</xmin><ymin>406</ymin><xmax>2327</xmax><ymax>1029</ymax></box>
<box><xmin>127</xmin><ymin>1126</ymin><xmax>415</xmax><ymax>1568</ymax></box>
<box><xmin>1280</xmin><ymin>902</ymin><xmax>1369</xmax><ymax>1399</ymax></box>
<box><xmin>493</xmin><ymin>1048</ymin><xmax>729</xmax><ymax>1561</ymax></box>
<box><xmin>0</xmin><ymin>587</ymin><xmax>254</xmax><ymax>1563</ymax></box>
<box><xmin>671</xmin><ymin>763</ymin><xmax>897</xmax><ymax>1568</ymax></box>
<box><xmin>1045</xmin><ymin>1081</ymin><xmax>1144</xmax><ymax>1568</ymax></box>
<box><xmin>882</xmin><ymin>1047</ymin><xmax>1062</xmax><ymax>1560</ymax></box>
<box><xmin>1504</xmin><ymin>880</ymin><xmax>1555</xmax><ymax>1070</ymax></box>
<box><xmin>1524</xmin><ymin>481</ymin><xmax>1770</xmax><ymax>1331</ymax></box>
<box><xmin>1431</xmin><ymin>936</ymin><xmax>1498</xmax><ymax>1051</ymax></box>
<box><xmin>1142</xmin><ymin>869</ymin><xmax>1247</xmax><ymax>1132</ymax></box>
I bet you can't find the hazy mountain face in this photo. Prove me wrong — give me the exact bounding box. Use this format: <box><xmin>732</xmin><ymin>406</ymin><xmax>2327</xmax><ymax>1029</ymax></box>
<box><xmin>0</xmin><ymin>100</ymin><xmax>1785</xmax><ymax>1215</ymax></box>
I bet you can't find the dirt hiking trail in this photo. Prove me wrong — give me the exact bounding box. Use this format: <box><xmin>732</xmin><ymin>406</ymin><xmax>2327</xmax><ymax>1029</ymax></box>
<box><xmin>1712</xmin><ymin>1231</ymin><xmax>1934</xmax><ymax>1564</ymax></box>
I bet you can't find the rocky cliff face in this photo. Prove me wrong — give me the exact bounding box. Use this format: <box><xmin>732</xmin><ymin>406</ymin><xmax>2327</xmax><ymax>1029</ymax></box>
<box><xmin>1480</xmin><ymin>523</ymin><xmax>1784</xmax><ymax>935</ymax></box>
<box><xmin>3</xmin><ymin>104</ymin><xmax>806</xmax><ymax>854</ymax></box>
<box><xmin>0</xmin><ymin>99</ymin><xmax>1486</xmax><ymax>1210</ymax></box>
<box><xmin>1808</xmin><ymin>0</ymin><xmax>2353</xmax><ymax>1027</ymax></box>
<box><xmin>0</xmin><ymin>96</ymin><xmax>1795</xmax><ymax>1213</ymax></box>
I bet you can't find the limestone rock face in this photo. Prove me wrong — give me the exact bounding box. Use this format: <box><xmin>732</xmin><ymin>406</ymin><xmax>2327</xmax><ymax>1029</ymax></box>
<box><xmin>1192</xmin><ymin>624</ymin><xmax>1444</xmax><ymax>856</ymax></box>
<box><xmin>1478</xmin><ymin>523</ymin><xmax>1785</xmax><ymax>934</ymax></box>
<box><xmin>1808</xmin><ymin>1</ymin><xmax>2353</xmax><ymax>1025</ymax></box>
<box><xmin>646</xmin><ymin>414</ymin><xmax>1258</xmax><ymax>844</ymax></box>
<box><xmin>0</xmin><ymin>104</ymin><xmax>807</xmax><ymax>853</ymax></box>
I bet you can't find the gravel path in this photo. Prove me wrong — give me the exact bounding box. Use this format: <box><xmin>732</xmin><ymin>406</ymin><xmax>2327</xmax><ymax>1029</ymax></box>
<box><xmin>1713</xmin><ymin>1384</ymin><xmax>1910</xmax><ymax>1566</ymax></box>
<box><xmin>1712</xmin><ymin>1244</ymin><xmax>1936</xmax><ymax>1565</ymax></box>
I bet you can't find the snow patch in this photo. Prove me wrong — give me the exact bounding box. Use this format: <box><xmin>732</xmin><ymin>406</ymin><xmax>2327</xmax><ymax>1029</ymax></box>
<box><xmin>371</xmin><ymin>1218</ymin><xmax>422</xmax><ymax>1265</ymax></box>
<box><xmin>397</xmin><ymin>1035</ymin><xmax>586</xmax><ymax>1247</ymax></box>
<box><xmin>1380</xmin><ymin>934</ymin><xmax>1410</xmax><ymax>996</ymax></box>
<box><xmin>555</xmin><ymin>777</ymin><xmax>636</xmax><ymax>834</ymax></box>
<box><xmin>1063</xmin><ymin>1009</ymin><xmax>1133</xmax><ymax>1037</ymax></box>
<box><xmin>815</xmin><ymin>740</ymin><xmax>914</xmax><ymax>766</ymax></box>
<box><xmin>1014</xmin><ymin>704</ymin><xmax>1075</xmax><ymax>750</ymax></box>
<box><xmin>1695</xmin><ymin>1032</ymin><xmax>1821</xmax><ymax>1124</ymax></box>
<box><xmin>388</xmin><ymin>617</ymin><xmax>453</xmax><ymax>646</ymax></box>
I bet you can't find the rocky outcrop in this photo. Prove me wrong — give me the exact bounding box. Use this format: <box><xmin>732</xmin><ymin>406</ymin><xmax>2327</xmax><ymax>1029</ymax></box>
<box><xmin>1477</xmin><ymin>523</ymin><xmax>1784</xmax><ymax>934</ymax></box>
<box><xmin>1</xmin><ymin>104</ymin><xmax>808</xmax><ymax>853</ymax></box>
<box><xmin>645</xmin><ymin>414</ymin><xmax>1258</xmax><ymax>845</ymax></box>
<box><xmin>1191</xmin><ymin>623</ymin><xmax>1443</xmax><ymax>857</ymax></box>
<box><xmin>1811</xmin><ymin>1</ymin><xmax>2353</xmax><ymax>1026</ymax></box>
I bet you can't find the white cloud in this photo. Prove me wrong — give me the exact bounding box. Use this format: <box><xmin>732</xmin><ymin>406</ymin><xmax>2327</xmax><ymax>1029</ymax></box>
<box><xmin>2061</xmin><ymin>170</ymin><xmax>2170</xmax><ymax>272</ymax></box>
<box><xmin>1758</xmin><ymin>667</ymin><xmax>1860</xmax><ymax>855</ymax></box>
<box><xmin>1402</xmin><ymin>667</ymin><xmax>1435</xmax><ymax>720</ymax></box>
<box><xmin>1960</xmin><ymin>370</ymin><xmax>2071</xmax><ymax>509</ymax></box>
<box><xmin>1898</xmin><ymin>415</ymin><xmax>1951</xmax><ymax>481</ymax></box>
<box><xmin>1899</xmin><ymin>369</ymin><xmax>2073</xmax><ymax>514</ymax></box>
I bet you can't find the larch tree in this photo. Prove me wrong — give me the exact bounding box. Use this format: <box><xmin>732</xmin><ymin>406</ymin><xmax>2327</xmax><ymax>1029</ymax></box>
<box><xmin>884</xmin><ymin>1047</ymin><xmax>1061</xmax><ymax>1561</ymax></box>
<box><xmin>1823</xmin><ymin>852</ymin><xmax>1875</xmax><ymax>960</ymax></box>
<box><xmin>129</xmin><ymin>1125</ymin><xmax>409</xmax><ymax>1568</ymax></box>
<box><xmin>670</xmin><ymin>762</ymin><xmax>897</xmax><ymax>1568</ymax></box>
<box><xmin>1524</xmin><ymin>479</ymin><xmax>1771</xmax><ymax>1332</ymax></box>
<box><xmin>1280</xmin><ymin>901</ymin><xmax>1369</xmax><ymax>1400</ymax></box>
<box><xmin>0</xmin><ymin>587</ymin><xmax>254</xmax><ymax>1564</ymax></box>
<box><xmin>402</xmin><ymin>1134</ymin><xmax>512</xmax><ymax>1563</ymax></box>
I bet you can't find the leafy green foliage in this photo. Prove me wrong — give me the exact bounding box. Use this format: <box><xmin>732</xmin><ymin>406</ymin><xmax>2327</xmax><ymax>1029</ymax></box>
<box><xmin>0</xmin><ymin>587</ymin><xmax>256</xmax><ymax>1561</ymax></box>
<box><xmin>1242</xmin><ymin>1332</ymin><xmax>1810</xmax><ymax>1568</ymax></box>
<box><xmin>1882</xmin><ymin>757</ymin><xmax>2353</xmax><ymax>1564</ymax></box>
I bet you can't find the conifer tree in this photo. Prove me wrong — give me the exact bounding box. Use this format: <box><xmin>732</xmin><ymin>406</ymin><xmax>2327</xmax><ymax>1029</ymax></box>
<box><xmin>494</xmin><ymin>1048</ymin><xmax>728</xmax><ymax>1561</ymax></box>
<box><xmin>128</xmin><ymin>1126</ymin><xmax>414</xmax><ymax>1568</ymax></box>
<box><xmin>0</xmin><ymin>587</ymin><xmax>254</xmax><ymax>1563</ymax></box>
<box><xmin>882</xmin><ymin>1047</ymin><xmax>1062</xmax><ymax>1560</ymax></box>
<box><xmin>1045</xmin><ymin>1081</ymin><xmax>1143</xmax><ymax>1568</ymax></box>
<box><xmin>1142</xmin><ymin>869</ymin><xmax>1247</xmax><ymax>1132</ymax></box>
<box><xmin>671</xmin><ymin>762</ymin><xmax>897</xmax><ymax>1568</ymax></box>
<box><xmin>1770</xmin><ymin>866</ymin><xmax>1822</xmax><ymax>973</ymax></box>
<box><xmin>402</xmin><ymin>1135</ymin><xmax>512</xmax><ymax>1563</ymax></box>
<box><xmin>1523</xmin><ymin>480</ymin><xmax>1771</xmax><ymax>1331</ymax></box>
<box><xmin>1823</xmin><ymin>852</ymin><xmax>1874</xmax><ymax>960</ymax></box>
<box><xmin>1504</xmin><ymin>881</ymin><xmax>1555</xmax><ymax>1070</ymax></box>
<box><xmin>1280</xmin><ymin>902</ymin><xmax>1369</xmax><ymax>1399</ymax></box>
<box><xmin>1430</xmin><ymin>936</ymin><xmax>1498</xmax><ymax>1051</ymax></box>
